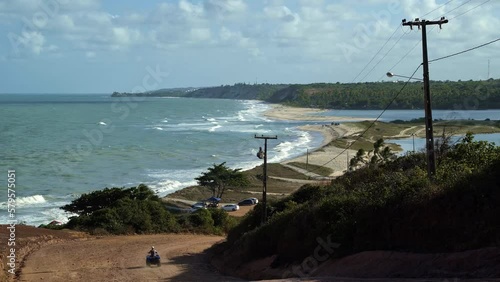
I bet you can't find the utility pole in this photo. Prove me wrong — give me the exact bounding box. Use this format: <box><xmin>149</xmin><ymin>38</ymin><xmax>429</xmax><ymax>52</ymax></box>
<box><xmin>306</xmin><ymin>149</ymin><xmax>309</xmax><ymax>171</ymax></box>
<box><xmin>347</xmin><ymin>151</ymin><xmax>349</xmax><ymax>171</ymax></box>
<box><xmin>255</xmin><ymin>134</ymin><xmax>277</xmax><ymax>224</ymax></box>
<box><xmin>402</xmin><ymin>17</ymin><xmax>448</xmax><ymax>180</ymax></box>
<box><xmin>488</xmin><ymin>59</ymin><xmax>490</xmax><ymax>79</ymax></box>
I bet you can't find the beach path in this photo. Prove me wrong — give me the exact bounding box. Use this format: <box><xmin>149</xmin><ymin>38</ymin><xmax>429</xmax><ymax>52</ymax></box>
<box><xmin>18</xmin><ymin>234</ymin><xmax>242</xmax><ymax>282</ymax></box>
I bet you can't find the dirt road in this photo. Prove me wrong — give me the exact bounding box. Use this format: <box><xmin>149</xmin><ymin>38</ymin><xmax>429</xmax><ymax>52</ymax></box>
<box><xmin>18</xmin><ymin>234</ymin><xmax>242</xmax><ymax>282</ymax></box>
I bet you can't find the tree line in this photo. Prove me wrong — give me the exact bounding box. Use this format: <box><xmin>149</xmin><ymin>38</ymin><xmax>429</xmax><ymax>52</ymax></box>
<box><xmin>111</xmin><ymin>79</ymin><xmax>500</xmax><ymax>110</ymax></box>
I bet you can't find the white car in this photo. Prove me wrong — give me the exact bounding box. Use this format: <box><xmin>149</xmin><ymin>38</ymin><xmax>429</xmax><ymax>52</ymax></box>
<box><xmin>222</xmin><ymin>204</ymin><xmax>240</xmax><ymax>211</ymax></box>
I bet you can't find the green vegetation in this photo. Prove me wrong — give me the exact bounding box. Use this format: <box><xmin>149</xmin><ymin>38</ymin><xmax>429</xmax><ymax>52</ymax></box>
<box><xmin>60</xmin><ymin>184</ymin><xmax>236</xmax><ymax>235</ymax></box>
<box><xmin>349</xmin><ymin>138</ymin><xmax>396</xmax><ymax>170</ymax></box>
<box><xmin>186</xmin><ymin>83</ymin><xmax>289</xmax><ymax>100</ymax></box>
<box><xmin>288</xmin><ymin>162</ymin><xmax>333</xmax><ymax>177</ymax></box>
<box><xmin>111</xmin><ymin>87</ymin><xmax>196</xmax><ymax>97</ymax></box>
<box><xmin>195</xmin><ymin>162</ymin><xmax>249</xmax><ymax>198</ymax></box>
<box><xmin>269</xmin><ymin>79</ymin><xmax>500</xmax><ymax>110</ymax></box>
<box><xmin>217</xmin><ymin>133</ymin><xmax>500</xmax><ymax>268</ymax></box>
<box><xmin>169</xmin><ymin>163</ymin><xmax>308</xmax><ymax>203</ymax></box>
<box><xmin>112</xmin><ymin>79</ymin><xmax>500</xmax><ymax>110</ymax></box>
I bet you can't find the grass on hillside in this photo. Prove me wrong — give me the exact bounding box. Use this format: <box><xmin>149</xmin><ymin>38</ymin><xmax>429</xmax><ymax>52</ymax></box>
<box><xmin>287</xmin><ymin>162</ymin><xmax>333</xmax><ymax>176</ymax></box>
<box><xmin>330</xmin><ymin>137</ymin><xmax>374</xmax><ymax>151</ymax></box>
<box><xmin>351</xmin><ymin>121</ymin><xmax>412</xmax><ymax>139</ymax></box>
<box><xmin>167</xmin><ymin>163</ymin><xmax>308</xmax><ymax>203</ymax></box>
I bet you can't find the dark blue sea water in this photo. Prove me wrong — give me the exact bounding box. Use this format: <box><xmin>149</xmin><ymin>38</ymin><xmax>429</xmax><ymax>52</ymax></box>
<box><xmin>1</xmin><ymin>94</ymin><xmax>499</xmax><ymax>226</ymax></box>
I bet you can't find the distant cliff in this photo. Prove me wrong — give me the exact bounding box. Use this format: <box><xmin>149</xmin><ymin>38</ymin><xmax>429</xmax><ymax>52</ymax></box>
<box><xmin>111</xmin><ymin>87</ymin><xmax>197</xmax><ymax>97</ymax></box>
<box><xmin>111</xmin><ymin>78</ymin><xmax>500</xmax><ymax>110</ymax></box>
<box><xmin>184</xmin><ymin>83</ymin><xmax>289</xmax><ymax>100</ymax></box>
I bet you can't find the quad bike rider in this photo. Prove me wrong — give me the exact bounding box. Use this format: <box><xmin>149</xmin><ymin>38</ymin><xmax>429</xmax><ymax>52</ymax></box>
<box><xmin>146</xmin><ymin>246</ymin><xmax>161</xmax><ymax>266</ymax></box>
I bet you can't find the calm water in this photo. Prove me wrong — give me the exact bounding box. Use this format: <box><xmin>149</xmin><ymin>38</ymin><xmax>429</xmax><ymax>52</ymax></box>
<box><xmin>1</xmin><ymin>94</ymin><xmax>499</xmax><ymax>226</ymax></box>
<box><xmin>318</xmin><ymin>109</ymin><xmax>500</xmax><ymax>121</ymax></box>
<box><xmin>388</xmin><ymin>133</ymin><xmax>500</xmax><ymax>155</ymax></box>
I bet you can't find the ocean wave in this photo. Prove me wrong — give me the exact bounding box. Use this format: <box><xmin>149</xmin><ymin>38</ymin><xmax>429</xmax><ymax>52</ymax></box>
<box><xmin>147</xmin><ymin>179</ymin><xmax>198</xmax><ymax>197</ymax></box>
<box><xmin>268</xmin><ymin>131</ymin><xmax>313</xmax><ymax>163</ymax></box>
<box><xmin>0</xmin><ymin>195</ymin><xmax>47</xmax><ymax>209</ymax></box>
<box><xmin>236</xmin><ymin>100</ymin><xmax>270</xmax><ymax>122</ymax></box>
<box><xmin>209</xmin><ymin>125</ymin><xmax>222</xmax><ymax>132</ymax></box>
<box><xmin>1</xmin><ymin>206</ymin><xmax>76</xmax><ymax>226</ymax></box>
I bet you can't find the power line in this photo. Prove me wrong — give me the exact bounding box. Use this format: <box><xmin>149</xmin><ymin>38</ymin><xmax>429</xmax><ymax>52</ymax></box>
<box><xmin>359</xmin><ymin>31</ymin><xmax>406</xmax><ymax>82</ymax></box>
<box><xmin>429</xmin><ymin>37</ymin><xmax>500</xmax><ymax>63</ymax></box>
<box><xmin>436</xmin><ymin>0</ymin><xmax>474</xmax><ymax>19</ymax></box>
<box><xmin>351</xmin><ymin>26</ymin><xmax>400</xmax><ymax>83</ymax></box>
<box><xmin>308</xmin><ymin>64</ymin><xmax>423</xmax><ymax>174</ymax></box>
<box><xmin>350</xmin><ymin>1</ymin><xmax>460</xmax><ymax>84</ymax></box>
<box><xmin>449</xmin><ymin>0</ymin><xmax>491</xmax><ymax>20</ymax></box>
<box><xmin>377</xmin><ymin>28</ymin><xmax>433</xmax><ymax>81</ymax></box>
<box><xmin>383</xmin><ymin>0</ymin><xmax>490</xmax><ymax>80</ymax></box>
<box><xmin>421</xmin><ymin>0</ymin><xmax>455</xmax><ymax>18</ymax></box>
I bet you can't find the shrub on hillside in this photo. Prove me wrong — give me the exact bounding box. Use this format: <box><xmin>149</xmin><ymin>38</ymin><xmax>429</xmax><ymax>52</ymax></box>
<box><xmin>221</xmin><ymin>135</ymin><xmax>500</xmax><ymax>267</ymax></box>
<box><xmin>62</xmin><ymin>185</ymin><xmax>180</xmax><ymax>234</ymax></box>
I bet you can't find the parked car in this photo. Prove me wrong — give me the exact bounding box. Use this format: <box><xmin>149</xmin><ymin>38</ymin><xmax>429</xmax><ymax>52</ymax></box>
<box><xmin>238</xmin><ymin>199</ymin><xmax>254</xmax><ymax>206</ymax></box>
<box><xmin>238</xmin><ymin>198</ymin><xmax>258</xmax><ymax>206</ymax></box>
<box><xmin>189</xmin><ymin>203</ymin><xmax>207</xmax><ymax>212</ymax></box>
<box><xmin>222</xmin><ymin>204</ymin><xmax>240</xmax><ymax>211</ymax></box>
<box><xmin>247</xmin><ymin>198</ymin><xmax>258</xmax><ymax>204</ymax></box>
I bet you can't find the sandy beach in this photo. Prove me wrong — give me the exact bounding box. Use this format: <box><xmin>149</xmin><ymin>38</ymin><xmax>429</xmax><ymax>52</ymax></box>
<box><xmin>265</xmin><ymin>104</ymin><xmax>366</xmax><ymax>177</ymax></box>
<box><xmin>263</xmin><ymin>104</ymin><xmax>371</xmax><ymax>122</ymax></box>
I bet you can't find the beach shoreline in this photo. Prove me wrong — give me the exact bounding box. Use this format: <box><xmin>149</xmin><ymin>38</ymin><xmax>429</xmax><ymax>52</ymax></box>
<box><xmin>264</xmin><ymin>104</ymin><xmax>363</xmax><ymax>177</ymax></box>
<box><xmin>263</xmin><ymin>104</ymin><xmax>371</xmax><ymax>122</ymax></box>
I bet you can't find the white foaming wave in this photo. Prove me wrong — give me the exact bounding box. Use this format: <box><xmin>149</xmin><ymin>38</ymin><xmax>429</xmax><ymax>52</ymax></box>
<box><xmin>40</xmin><ymin>207</ymin><xmax>77</xmax><ymax>224</ymax></box>
<box><xmin>147</xmin><ymin>179</ymin><xmax>198</xmax><ymax>197</ymax></box>
<box><xmin>146</xmin><ymin>168</ymin><xmax>201</xmax><ymax>197</ymax></box>
<box><xmin>9</xmin><ymin>206</ymin><xmax>77</xmax><ymax>226</ymax></box>
<box><xmin>237</xmin><ymin>112</ymin><xmax>246</xmax><ymax>121</ymax></box>
<box><xmin>236</xmin><ymin>100</ymin><xmax>270</xmax><ymax>122</ymax></box>
<box><xmin>209</xmin><ymin>125</ymin><xmax>222</xmax><ymax>132</ymax></box>
<box><xmin>0</xmin><ymin>195</ymin><xmax>47</xmax><ymax>208</ymax></box>
<box><xmin>0</xmin><ymin>194</ymin><xmax>77</xmax><ymax>226</ymax></box>
<box><xmin>268</xmin><ymin>131</ymin><xmax>313</xmax><ymax>163</ymax></box>
<box><xmin>148</xmin><ymin>122</ymin><xmax>214</xmax><ymax>132</ymax></box>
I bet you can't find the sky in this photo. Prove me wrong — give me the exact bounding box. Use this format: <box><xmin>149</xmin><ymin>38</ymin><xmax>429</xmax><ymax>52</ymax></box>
<box><xmin>1</xmin><ymin>0</ymin><xmax>499</xmax><ymax>93</ymax></box>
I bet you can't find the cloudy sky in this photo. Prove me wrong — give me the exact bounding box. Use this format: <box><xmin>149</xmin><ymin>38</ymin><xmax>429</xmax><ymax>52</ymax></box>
<box><xmin>1</xmin><ymin>0</ymin><xmax>499</xmax><ymax>93</ymax></box>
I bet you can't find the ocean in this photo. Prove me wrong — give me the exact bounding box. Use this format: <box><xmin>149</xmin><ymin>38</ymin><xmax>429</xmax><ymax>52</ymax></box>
<box><xmin>1</xmin><ymin>94</ymin><xmax>499</xmax><ymax>226</ymax></box>
<box><xmin>0</xmin><ymin>94</ymin><xmax>323</xmax><ymax>226</ymax></box>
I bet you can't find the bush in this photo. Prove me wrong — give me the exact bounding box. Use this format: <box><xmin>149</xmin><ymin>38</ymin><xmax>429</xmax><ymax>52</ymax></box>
<box><xmin>62</xmin><ymin>185</ymin><xmax>180</xmax><ymax>235</ymax></box>
<box><xmin>220</xmin><ymin>136</ymin><xmax>500</xmax><ymax>267</ymax></box>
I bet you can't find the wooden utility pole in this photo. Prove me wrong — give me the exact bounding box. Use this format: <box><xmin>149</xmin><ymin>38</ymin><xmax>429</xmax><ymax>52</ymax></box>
<box><xmin>306</xmin><ymin>149</ymin><xmax>309</xmax><ymax>171</ymax></box>
<box><xmin>255</xmin><ymin>134</ymin><xmax>277</xmax><ymax>224</ymax></box>
<box><xmin>402</xmin><ymin>17</ymin><xmax>448</xmax><ymax>180</ymax></box>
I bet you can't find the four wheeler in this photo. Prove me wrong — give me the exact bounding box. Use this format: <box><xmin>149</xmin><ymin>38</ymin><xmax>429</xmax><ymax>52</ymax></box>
<box><xmin>146</xmin><ymin>254</ymin><xmax>161</xmax><ymax>267</ymax></box>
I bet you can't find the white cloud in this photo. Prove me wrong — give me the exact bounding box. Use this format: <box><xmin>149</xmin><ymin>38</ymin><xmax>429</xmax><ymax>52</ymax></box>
<box><xmin>190</xmin><ymin>27</ymin><xmax>211</xmax><ymax>41</ymax></box>
<box><xmin>20</xmin><ymin>31</ymin><xmax>46</xmax><ymax>54</ymax></box>
<box><xmin>2</xmin><ymin>0</ymin><xmax>500</xmax><ymax>89</ymax></box>
<box><xmin>204</xmin><ymin>0</ymin><xmax>247</xmax><ymax>19</ymax></box>
<box><xmin>179</xmin><ymin>0</ymin><xmax>204</xmax><ymax>17</ymax></box>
